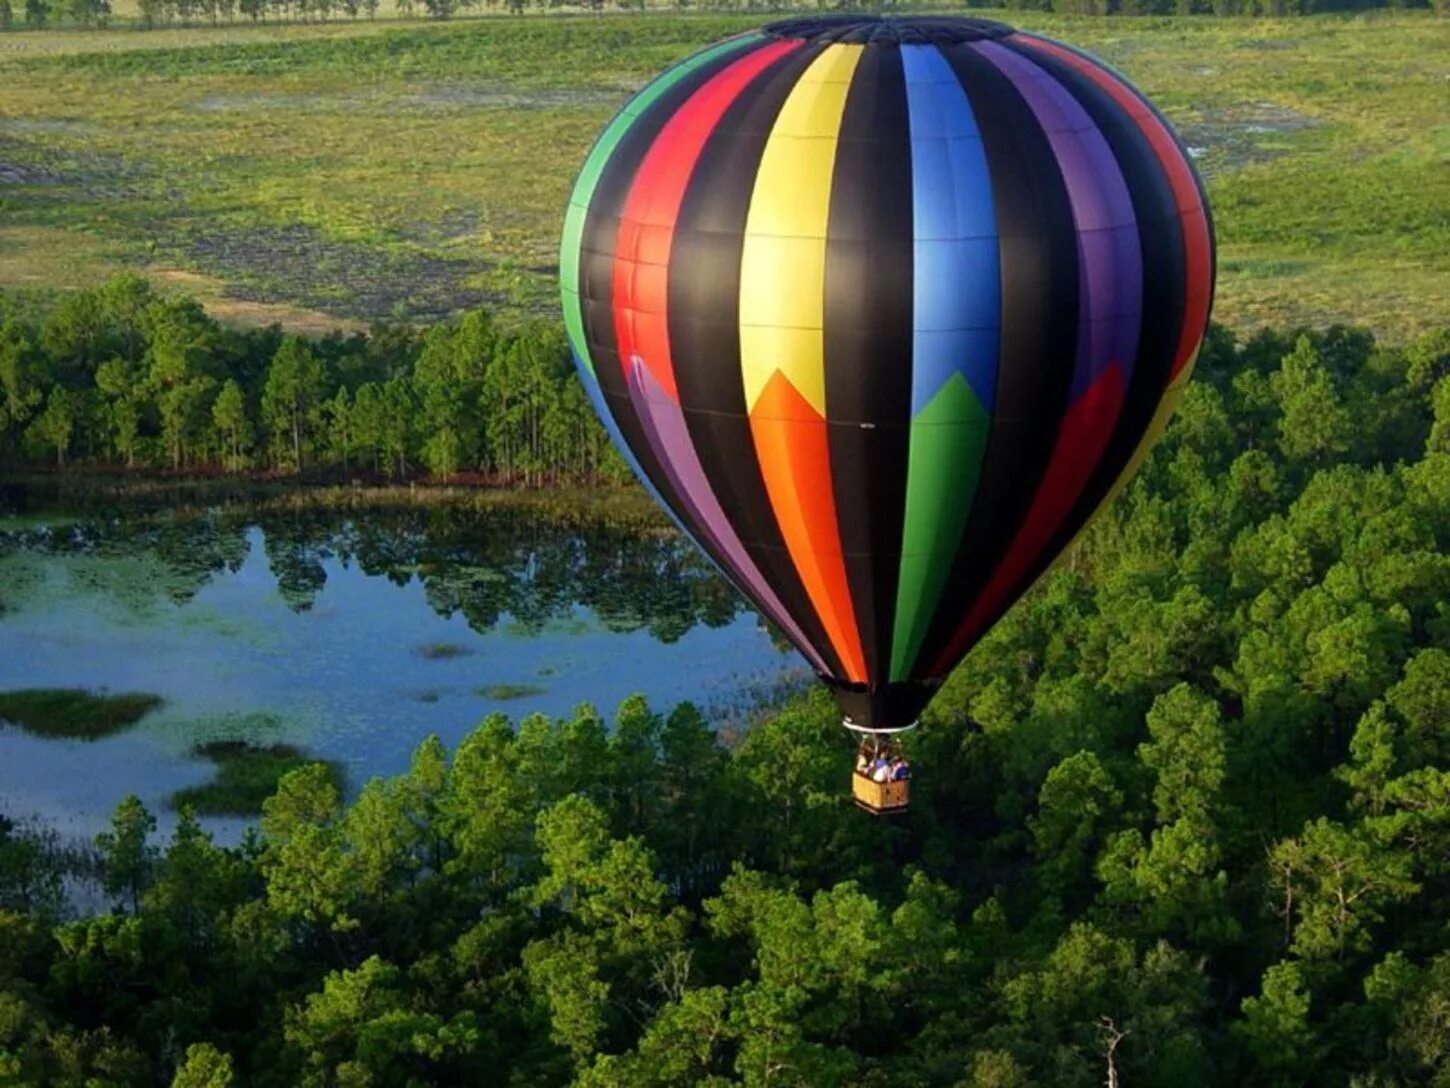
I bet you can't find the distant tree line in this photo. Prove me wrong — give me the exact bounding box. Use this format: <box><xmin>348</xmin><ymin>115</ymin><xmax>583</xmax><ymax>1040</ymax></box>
<box><xmin>0</xmin><ymin>275</ymin><xmax>628</xmax><ymax>486</ymax></box>
<box><xmin>0</xmin><ymin>0</ymin><xmax>109</xmax><ymax>30</ymax></box>
<box><xmin>1</xmin><ymin>0</ymin><xmax>1442</xmax><ymax>31</ymax></box>
<box><xmin>1</xmin><ymin>314</ymin><xmax>1448</xmax><ymax>1085</ymax></box>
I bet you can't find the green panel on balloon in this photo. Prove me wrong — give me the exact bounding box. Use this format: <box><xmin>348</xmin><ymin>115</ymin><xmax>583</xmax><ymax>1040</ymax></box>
<box><xmin>891</xmin><ymin>373</ymin><xmax>990</xmax><ymax>682</ymax></box>
<box><xmin>557</xmin><ymin>35</ymin><xmax>760</xmax><ymax>379</ymax></box>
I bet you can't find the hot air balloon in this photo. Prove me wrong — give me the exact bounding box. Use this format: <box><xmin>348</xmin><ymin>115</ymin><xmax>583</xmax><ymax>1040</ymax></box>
<box><xmin>559</xmin><ymin>14</ymin><xmax>1214</xmax><ymax>814</ymax></box>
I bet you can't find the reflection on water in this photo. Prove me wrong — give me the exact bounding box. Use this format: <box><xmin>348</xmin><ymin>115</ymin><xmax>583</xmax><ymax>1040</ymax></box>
<box><xmin>0</xmin><ymin>483</ymin><xmax>801</xmax><ymax>839</ymax></box>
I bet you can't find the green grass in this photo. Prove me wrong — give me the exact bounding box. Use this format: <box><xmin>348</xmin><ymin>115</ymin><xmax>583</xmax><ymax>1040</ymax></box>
<box><xmin>169</xmin><ymin>740</ymin><xmax>345</xmax><ymax>815</ymax></box>
<box><xmin>0</xmin><ymin>12</ymin><xmax>1446</xmax><ymax>337</ymax></box>
<box><xmin>475</xmin><ymin>682</ymin><xmax>545</xmax><ymax>700</ymax></box>
<box><xmin>0</xmin><ymin>688</ymin><xmax>163</xmax><ymax>739</ymax></box>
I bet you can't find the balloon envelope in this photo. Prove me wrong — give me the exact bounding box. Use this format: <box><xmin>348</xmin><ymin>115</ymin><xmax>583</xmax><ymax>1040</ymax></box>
<box><xmin>559</xmin><ymin>15</ymin><xmax>1214</xmax><ymax>730</ymax></box>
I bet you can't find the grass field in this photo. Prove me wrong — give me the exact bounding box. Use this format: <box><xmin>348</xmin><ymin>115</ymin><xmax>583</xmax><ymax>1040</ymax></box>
<box><xmin>1</xmin><ymin>10</ymin><xmax>1447</xmax><ymax>338</ymax></box>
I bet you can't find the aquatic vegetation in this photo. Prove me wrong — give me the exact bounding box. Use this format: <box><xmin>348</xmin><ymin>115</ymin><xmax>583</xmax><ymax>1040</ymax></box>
<box><xmin>475</xmin><ymin>682</ymin><xmax>546</xmax><ymax>701</ymax></box>
<box><xmin>169</xmin><ymin>741</ymin><xmax>344</xmax><ymax>816</ymax></box>
<box><xmin>415</xmin><ymin>642</ymin><xmax>473</xmax><ymax>659</ymax></box>
<box><xmin>160</xmin><ymin>710</ymin><xmax>291</xmax><ymax>749</ymax></box>
<box><xmin>0</xmin><ymin>688</ymin><xmax>162</xmax><ymax>740</ymax></box>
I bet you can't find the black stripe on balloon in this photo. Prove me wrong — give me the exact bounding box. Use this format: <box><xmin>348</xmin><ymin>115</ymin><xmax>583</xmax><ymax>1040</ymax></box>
<box><xmin>956</xmin><ymin>39</ymin><xmax>1181</xmax><ymax>628</ymax></box>
<box><xmin>823</xmin><ymin>44</ymin><xmax>914</xmax><ymax>687</ymax></box>
<box><xmin>667</xmin><ymin>41</ymin><xmax>849</xmax><ymax>680</ymax></box>
<box><xmin>575</xmin><ymin>42</ymin><xmax>768</xmax><ymax>599</ymax></box>
<box><xmin>909</xmin><ymin>39</ymin><xmax>1080</xmax><ymax>679</ymax></box>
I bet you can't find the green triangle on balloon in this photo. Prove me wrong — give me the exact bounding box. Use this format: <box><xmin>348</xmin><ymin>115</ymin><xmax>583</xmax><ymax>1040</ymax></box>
<box><xmin>890</xmin><ymin>372</ymin><xmax>990</xmax><ymax>682</ymax></box>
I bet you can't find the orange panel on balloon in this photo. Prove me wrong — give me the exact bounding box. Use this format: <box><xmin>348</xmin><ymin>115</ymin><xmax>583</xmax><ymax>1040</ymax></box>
<box><xmin>750</xmin><ymin>371</ymin><xmax>866</xmax><ymax>682</ymax></box>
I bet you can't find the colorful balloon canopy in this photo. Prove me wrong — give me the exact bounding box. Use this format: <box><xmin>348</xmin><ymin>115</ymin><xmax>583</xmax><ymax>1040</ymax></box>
<box><xmin>559</xmin><ymin>15</ymin><xmax>1214</xmax><ymax>731</ymax></box>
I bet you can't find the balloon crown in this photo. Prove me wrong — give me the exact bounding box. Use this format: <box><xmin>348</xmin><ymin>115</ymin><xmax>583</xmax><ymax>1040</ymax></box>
<box><xmin>761</xmin><ymin>14</ymin><xmax>1015</xmax><ymax>45</ymax></box>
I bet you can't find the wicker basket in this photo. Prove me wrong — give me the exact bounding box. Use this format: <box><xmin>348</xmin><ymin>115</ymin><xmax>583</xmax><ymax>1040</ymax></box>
<box><xmin>852</xmin><ymin>772</ymin><xmax>910</xmax><ymax>815</ymax></box>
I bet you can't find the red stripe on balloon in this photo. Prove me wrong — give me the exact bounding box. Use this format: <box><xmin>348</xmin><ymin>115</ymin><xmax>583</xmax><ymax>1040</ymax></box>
<box><xmin>604</xmin><ymin>36</ymin><xmax>837</xmax><ymax>675</ymax></box>
<box><xmin>929</xmin><ymin>361</ymin><xmax>1127</xmax><ymax>675</ymax></box>
<box><xmin>1014</xmin><ymin>36</ymin><xmax>1212</xmax><ymax>381</ymax></box>
<box><xmin>611</xmin><ymin>38</ymin><xmax>801</xmax><ymax>402</ymax></box>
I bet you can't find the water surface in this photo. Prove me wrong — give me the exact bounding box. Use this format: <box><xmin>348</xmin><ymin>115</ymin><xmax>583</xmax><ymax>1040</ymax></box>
<box><xmin>0</xmin><ymin>486</ymin><xmax>799</xmax><ymax>839</ymax></box>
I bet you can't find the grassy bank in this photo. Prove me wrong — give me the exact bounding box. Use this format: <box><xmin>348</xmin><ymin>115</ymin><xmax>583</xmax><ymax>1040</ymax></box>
<box><xmin>0</xmin><ymin>688</ymin><xmax>163</xmax><ymax>739</ymax></box>
<box><xmin>1</xmin><ymin>472</ymin><xmax>667</xmax><ymax>529</ymax></box>
<box><xmin>170</xmin><ymin>740</ymin><xmax>345</xmax><ymax>815</ymax></box>
<box><xmin>0</xmin><ymin>13</ymin><xmax>1446</xmax><ymax>337</ymax></box>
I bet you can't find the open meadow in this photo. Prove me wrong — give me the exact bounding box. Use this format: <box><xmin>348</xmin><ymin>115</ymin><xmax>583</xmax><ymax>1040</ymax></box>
<box><xmin>1</xmin><ymin>10</ymin><xmax>1447</xmax><ymax>337</ymax></box>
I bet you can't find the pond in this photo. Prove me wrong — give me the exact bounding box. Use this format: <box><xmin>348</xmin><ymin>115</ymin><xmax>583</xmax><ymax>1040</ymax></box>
<box><xmin>0</xmin><ymin>482</ymin><xmax>803</xmax><ymax>841</ymax></box>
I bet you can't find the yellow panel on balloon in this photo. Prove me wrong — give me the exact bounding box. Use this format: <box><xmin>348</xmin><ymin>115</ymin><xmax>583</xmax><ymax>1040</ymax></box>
<box><xmin>739</xmin><ymin>44</ymin><xmax>862</xmax><ymax>418</ymax></box>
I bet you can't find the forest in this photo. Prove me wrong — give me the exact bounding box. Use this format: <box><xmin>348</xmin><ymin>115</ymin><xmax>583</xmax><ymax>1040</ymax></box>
<box><xmin>1</xmin><ymin>308</ymin><xmax>1447</xmax><ymax>1084</ymax></box>
<box><xmin>0</xmin><ymin>276</ymin><xmax>626</xmax><ymax>485</ymax></box>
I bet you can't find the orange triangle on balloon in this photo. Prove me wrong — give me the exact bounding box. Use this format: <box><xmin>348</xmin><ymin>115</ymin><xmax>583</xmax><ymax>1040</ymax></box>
<box><xmin>750</xmin><ymin>370</ymin><xmax>866</xmax><ymax>682</ymax></box>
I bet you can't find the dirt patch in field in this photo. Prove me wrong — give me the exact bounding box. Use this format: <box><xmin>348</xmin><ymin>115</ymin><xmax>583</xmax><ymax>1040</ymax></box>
<box><xmin>0</xmin><ymin>135</ymin><xmax>147</xmax><ymax>200</ymax></box>
<box><xmin>169</xmin><ymin>222</ymin><xmax>494</xmax><ymax>323</ymax></box>
<box><xmin>396</xmin><ymin>209</ymin><xmax>481</xmax><ymax>247</ymax></box>
<box><xmin>1241</xmin><ymin>38</ymin><xmax>1306</xmax><ymax>51</ymax></box>
<box><xmin>150</xmin><ymin>268</ymin><xmax>367</xmax><ymax>334</ymax></box>
<box><xmin>405</xmin><ymin>83</ymin><xmax>626</xmax><ymax>110</ymax></box>
<box><xmin>207</xmin><ymin>297</ymin><xmax>367</xmax><ymax>335</ymax></box>
<box><xmin>1176</xmin><ymin>102</ymin><xmax>1320</xmax><ymax>177</ymax></box>
<box><xmin>0</xmin><ymin>162</ymin><xmax>59</xmax><ymax>186</ymax></box>
<box><xmin>191</xmin><ymin>84</ymin><xmax>626</xmax><ymax>115</ymax></box>
<box><xmin>0</xmin><ymin>119</ymin><xmax>96</xmax><ymax>136</ymax></box>
<box><xmin>192</xmin><ymin>92</ymin><xmax>367</xmax><ymax>113</ymax></box>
